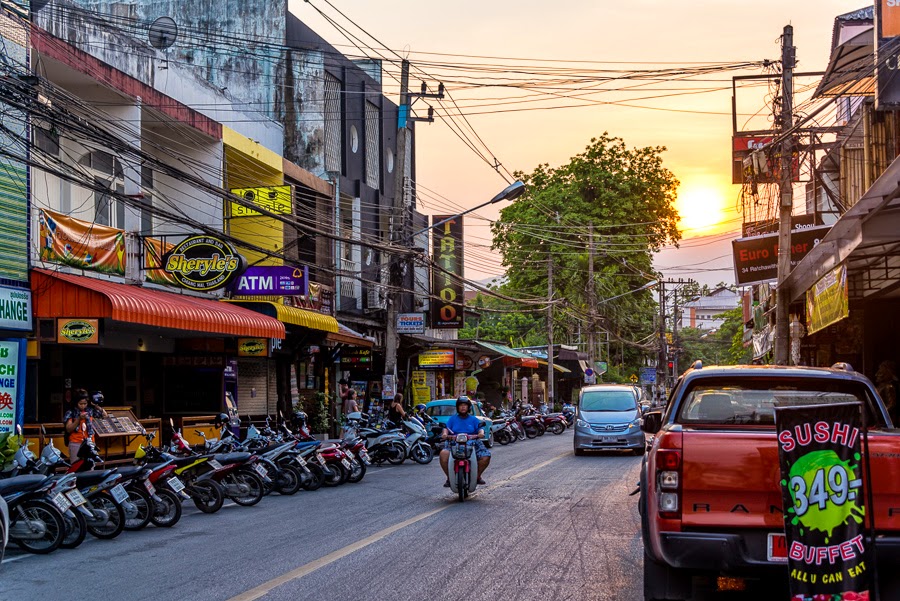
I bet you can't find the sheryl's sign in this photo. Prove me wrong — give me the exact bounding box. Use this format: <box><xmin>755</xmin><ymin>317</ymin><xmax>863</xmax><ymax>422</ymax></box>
<box><xmin>163</xmin><ymin>236</ymin><xmax>245</xmax><ymax>291</ymax></box>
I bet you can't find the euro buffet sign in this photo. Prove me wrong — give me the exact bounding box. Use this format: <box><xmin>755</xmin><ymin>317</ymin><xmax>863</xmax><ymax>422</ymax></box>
<box><xmin>731</xmin><ymin>225</ymin><xmax>830</xmax><ymax>286</ymax></box>
<box><xmin>162</xmin><ymin>236</ymin><xmax>246</xmax><ymax>292</ymax></box>
<box><xmin>430</xmin><ymin>215</ymin><xmax>464</xmax><ymax>329</ymax></box>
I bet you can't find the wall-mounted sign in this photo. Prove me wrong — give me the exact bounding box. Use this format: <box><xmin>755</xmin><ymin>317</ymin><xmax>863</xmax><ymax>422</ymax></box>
<box><xmin>456</xmin><ymin>355</ymin><xmax>474</xmax><ymax>371</ymax></box>
<box><xmin>229</xmin><ymin>185</ymin><xmax>293</xmax><ymax>218</ymax></box>
<box><xmin>57</xmin><ymin>319</ymin><xmax>99</xmax><ymax>344</ymax></box>
<box><xmin>162</xmin><ymin>235</ymin><xmax>245</xmax><ymax>291</ymax></box>
<box><xmin>341</xmin><ymin>348</ymin><xmax>372</xmax><ymax>365</ymax></box>
<box><xmin>39</xmin><ymin>208</ymin><xmax>126</xmax><ymax>275</ymax></box>
<box><xmin>0</xmin><ymin>285</ymin><xmax>31</xmax><ymax>332</ymax></box>
<box><xmin>0</xmin><ymin>339</ymin><xmax>25</xmax><ymax>434</ymax></box>
<box><xmin>238</xmin><ymin>337</ymin><xmax>269</xmax><ymax>357</ymax></box>
<box><xmin>419</xmin><ymin>349</ymin><xmax>455</xmax><ymax>369</ymax></box>
<box><xmin>397</xmin><ymin>313</ymin><xmax>425</xmax><ymax>334</ymax></box>
<box><xmin>228</xmin><ymin>265</ymin><xmax>309</xmax><ymax>296</ymax></box>
<box><xmin>431</xmin><ymin>216</ymin><xmax>464</xmax><ymax>329</ymax></box>
<box><xmin>476</xmin><ymin>355</ymin><xmax>491</xmax><ymax>369</ymax></box>
<box><xmin>732</xmin><ymin>225</ymin><xmax>830</xmax><ymax>286</ymax></box>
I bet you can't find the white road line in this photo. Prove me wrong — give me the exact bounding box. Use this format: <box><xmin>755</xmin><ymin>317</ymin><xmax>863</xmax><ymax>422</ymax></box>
<box><xmin>1</xmin><ymin>553</ymin><xmax>32</xmax><ymax>564</ymax></box>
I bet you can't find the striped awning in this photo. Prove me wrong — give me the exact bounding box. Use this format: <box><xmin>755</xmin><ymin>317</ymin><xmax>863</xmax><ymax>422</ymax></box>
<box><xmin>32</xmin><ymin>269</ymin><xmax>285</xmax><ymax>338</ymax></box>
<box><xmin>222</xmin><ymin>300</ymin><xmax>339</xmax><ymax>333</ymax></box>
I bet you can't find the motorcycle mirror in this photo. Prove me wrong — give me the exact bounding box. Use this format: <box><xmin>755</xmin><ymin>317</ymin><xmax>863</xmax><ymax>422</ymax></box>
<box><xmin>169</xmin><ymin>417</ymin><xmax>175</xmax><ymax>428</ymax></box>
<box><xmin>16</xmin><ymin>424</ymin><xmax>22</xmax><ymax>436</ymax></box>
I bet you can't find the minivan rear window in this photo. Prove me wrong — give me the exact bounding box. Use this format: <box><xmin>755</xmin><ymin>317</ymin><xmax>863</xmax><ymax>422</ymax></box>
<box><xmin>580</xmin><ymin>390</ymin><xmax>636</xmax><ymax>412</ymax></box>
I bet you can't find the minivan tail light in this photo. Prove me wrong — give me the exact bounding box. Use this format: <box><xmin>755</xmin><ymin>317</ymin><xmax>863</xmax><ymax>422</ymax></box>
<box><xmin>656</xmin><ymin>449</ymin><xmax>682</xmax><ymax>520</ymax></box>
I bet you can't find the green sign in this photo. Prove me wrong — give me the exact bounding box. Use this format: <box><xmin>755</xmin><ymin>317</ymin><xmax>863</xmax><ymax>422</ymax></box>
<box><xmin>0</xmin><ymin>340</ymin><xmax>21</xmax><ymax>433</ymax></box>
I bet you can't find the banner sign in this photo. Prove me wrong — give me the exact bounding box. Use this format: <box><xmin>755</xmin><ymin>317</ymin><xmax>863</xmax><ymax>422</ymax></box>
<box><xmin>876</xmin><ymin>1</ymin><xmax>900</xmax><ymax>110</ymax></box>
<box><xmin>0</xmin><ymin>285</ymin><xmax>30</xmax><ymax>332</ymax></box>
<box><xmin>162</xmin><ymin>235</ymin><xmax>245</xmax><ymax>291</ymax></box>
<box><xmin>142</xmin><ymin>237</ymin><xmax>180</xmax><ymax>286</ymax></box>
<box><xmin>0</xmin><ymin>339</ymin><xmax>24</xmax><ymax>433</ymax></box>
<box><xmin>431</xmin><ymin>215</ymin><xmax>464</xmax><ymax>329</ymax></box>
<box><xmin>732</xmin><ymin>225</ymin><xmax>830</xmax><ymax>286</ymax></box>
<box><xmin>237</xmin><ymin>338</ymin><xmax>269</xmax><ymax>357</ymax></box>
<box><xmin>57</xmin><ymin>318</ymin><xmax>99</xmax><ymax>344</ymax></box>
<box><xmin>775</xmin><ymin>402</ymin><xmax>872</xmax><ymax>600</ymax></box>
<box><xmin>38</xmin><ymin>208</ymin><xmax>126</xmax><ymax>275</ymax></box>
<box><xmin>381</xmin><ymin>374</ymin><xmax>395</xmax><ymax>400</ymax></box>
<box><xmin>397</xmin><ymin>313</ymin><xmax>425</xmax><ymax>334</ymax></box>
<box><xmin>229</xmin><ymin>185</ymin><xmax>292</xmax><ymax>218</ymax></box>
<box><xmin>229</xmin><ymin>265</ymin><xmax>309</xmax><ymax>296</ymax></box>
<box><xmin>807</xmin><ymin>264</ymin><xmax>849</xmax><ymax>335</ymax></box>
<box><xmin>419</xmin><ymin>349</ymin><xmax>455</xmax><ymax>369</ymax></box>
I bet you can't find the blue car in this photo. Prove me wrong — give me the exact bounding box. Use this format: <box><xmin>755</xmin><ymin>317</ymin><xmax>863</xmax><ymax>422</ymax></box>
<box><xmin>425</xmin><ymin>399</ymin><xmax>494</xmax><ymax>448</ymax></box>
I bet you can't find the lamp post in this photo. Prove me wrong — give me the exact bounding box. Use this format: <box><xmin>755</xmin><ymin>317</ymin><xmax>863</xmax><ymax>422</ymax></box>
<box><xmin>384</xmin><ymin>180</ymin><xmax>526</xmax><ymax>383</ymax></box>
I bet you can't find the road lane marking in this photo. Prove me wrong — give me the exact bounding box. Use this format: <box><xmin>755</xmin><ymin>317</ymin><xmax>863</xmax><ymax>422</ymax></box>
<box><xmin>224</xmin><ymin>449</ymin><xmax>569</xmax><ymax>601</ymax></box>
<box><xmin>1</xmin><ymin>554</ymin><xmax>32</xmax><ymax>564</ymax></box>
<box><xmin>224</xmin><ymin>505</ymin><xmax>450</xmax><ymax>601</ymax></box>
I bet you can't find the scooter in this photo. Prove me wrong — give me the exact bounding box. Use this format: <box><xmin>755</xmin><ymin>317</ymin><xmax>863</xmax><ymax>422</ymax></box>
<box><xmin>446</xmin><ymin>432</ymin><xmax>480</xmax><ymax>503</ymax></box>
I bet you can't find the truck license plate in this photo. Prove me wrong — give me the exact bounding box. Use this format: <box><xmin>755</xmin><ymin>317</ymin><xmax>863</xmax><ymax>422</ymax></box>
<box><xmin>767</xmin><ymin>532</ymin><xmax>788</xmax><ymax>563</ymax></box>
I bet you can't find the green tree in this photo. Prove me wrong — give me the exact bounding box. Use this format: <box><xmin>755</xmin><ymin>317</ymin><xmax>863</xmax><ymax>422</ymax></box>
<box><xmin>489</xmin><ymin>134</ymin><xmax>681</xmax><ymax>371</ymax></box>
<box><xmin>675</xmin><ymin>308</ymin><xmax>751</xmax><ymax>367</ymax></box>
<box><xmin>460</xmin><ymin>293</ymin><xmax>546</xmax><ymax>347</ymax></box>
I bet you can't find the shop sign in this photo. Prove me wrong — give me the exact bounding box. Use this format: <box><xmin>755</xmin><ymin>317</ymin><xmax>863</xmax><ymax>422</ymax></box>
<box><xmin>456</xmin><ymin>355</ymin><xmax>474</xmax><ymax>371</ymax></box>
<box><xmin>382</xmin><ymin>375</ymin><xmax>395</xmax><ymax>400</ymax></box>
<box><xmin>397</xmin><ymin>313</ymin><xmax>425</xmax><ymax>334</ymax></box>
<box><xmin>229</xmin><ymin>265</ymin><xmax>309</xmax><ymax>296</ymax></box>
<box><xmin>476</xmin><ymin>355</ymin><xmax>491</xmax><ymax>369</ymax></box>
<box><xmin>806</xmin><ymin>264</ymin><xmax>849</xmax><ymax>335</ymax></box>
<box><xmin>0</xmin><ymin>285</ymin><xmax>31</xmax><ymax>332</ymax></box>
<box><xmin>0</xmin><ymin>339</ymin><xmax>24</xmax><ymax>433</ymax></box>
<box><xmin>419</xmin><ymin>349</ymin><xmax>455</xmax><ymax>369</ymax></box>
<box><xmin>877</xmin><ymin>1</ymin><xmax>900</xmax><ymax>109</ymax></box>
<box><xmin>775</xmin><ymin>402</ymin><xmax>872</xmax><ymax>600</ymax></box>
<box><xmin>430</xmin><ymin>215</ymin><xmax>464</xmax><ymax>329</ymax></box>
<box><xmin>162</xmin><ymin>235</ymin><xmax>245</xmax><ymax>291</ymax></box>
<box><xmin>741</xmin><ymin>214</ymin><xmax>819</xmax><ymax>238</ymax></box>
<box><xmin>229</xmin><ymin>185</ymin><xmax>293</xmax><ymax>218</ymax></box>
<box><xmin>57</xmin><ymin>319</ymin><xmax>99</xmax><ymax>344</ymax></box>
<box><xmin>732</xmin><ymin>225</ymin><xmax>830</xmax><ymax>286</ymax></box>
<box><xmin>411</xmin><ymin>370</ymin><xmax>427</xmax><ymax>386</ymax></box>
<box><xmin>39</xmin><ymin>208</ymin><xmax>126</xmax><ymax>275</ymax></box>
<box><xmin>341</xmin><ymin>348</ymin><xmax>372</xmax><ymax>365</ymax></box>
<box><xmin>238</xmin><ymin>338</ymin><xmax>269</xmax><ymax>357</ymax></box>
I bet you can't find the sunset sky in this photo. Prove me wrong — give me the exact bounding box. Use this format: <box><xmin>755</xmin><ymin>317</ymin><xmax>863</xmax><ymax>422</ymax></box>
<box><xmin>291</xmin><ymin>0</ymin><xmax>866</xmax><ymax>286</ymax></box>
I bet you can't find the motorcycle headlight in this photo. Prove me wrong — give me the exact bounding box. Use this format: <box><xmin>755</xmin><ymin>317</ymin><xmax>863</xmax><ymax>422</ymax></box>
<box><xmin>576</xmin><ymin>419</ymin><xmax>590</xmax><ymax>429</ymax></box>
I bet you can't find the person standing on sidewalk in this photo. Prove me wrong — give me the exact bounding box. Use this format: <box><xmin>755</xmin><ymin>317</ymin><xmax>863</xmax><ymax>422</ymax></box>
<box><xmin>64</xmin><ymin>388</ymin><xmax>107</xmax><ymax>459</ymax></box>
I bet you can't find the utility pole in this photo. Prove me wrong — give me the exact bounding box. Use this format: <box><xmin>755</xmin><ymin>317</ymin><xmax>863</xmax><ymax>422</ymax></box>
<box><xmin>774</xmin><ymin>24</ymin><xmax>795</xmax><ymax>365</ymax></box>
<box><xmin>587</xmin><ymin>225</ymin><xmax>595</xmax><ymax>368</ymax></box>
<box><xmin>657</xmin><ymin>280</ymin><xmax>667</xmax><ymax>392</ymax></box>
<box><xmin>672</xmin><ymin>291</ymin><xmax>680</xmax><ymax>377</ymax></box>
<box><xmin>547</xmin><ymin>254</ymin><xmax>555</xmax><ymax>406</ymax></box>
<box><xmin>385</xmin><ymin>60</ymin><xmax>411</xmax><ymax>381</ymax></box>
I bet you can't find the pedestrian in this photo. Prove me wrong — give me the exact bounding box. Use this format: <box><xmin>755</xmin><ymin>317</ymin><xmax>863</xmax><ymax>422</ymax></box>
<box><xmin>64</xmin><ymin>388</ymin><xmax>107</xmax><ymax>459</ymax></box>
<box><xmin>387</xmin><ymin>392</ymin><xmax>407</xmax><ymax>426</ymax></box>
<box><xmin>341</xmin><ymin>389</ymin><xmax>360</xmax><ymax>438</ymax></box>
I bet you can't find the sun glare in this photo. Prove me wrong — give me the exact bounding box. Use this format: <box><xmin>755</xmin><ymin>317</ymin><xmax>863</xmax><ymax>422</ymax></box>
<box><xmin>676</xmin><ymin>186</ymin><xmax>728</xmax><ymax>234</ymax></box>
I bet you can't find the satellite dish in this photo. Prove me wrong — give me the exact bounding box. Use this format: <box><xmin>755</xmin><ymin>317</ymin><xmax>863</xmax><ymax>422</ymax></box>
<box><xmin>148</xmin><ymin>16</ymin><xmax>178</xmax><ymax>51</ymax></box>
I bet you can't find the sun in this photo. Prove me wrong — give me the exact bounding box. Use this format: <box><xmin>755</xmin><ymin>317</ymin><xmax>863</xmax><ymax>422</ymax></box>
<box><xmin>676</xmin><ymin>186</ymin><xmax>728</xmax><ymax>234</ymax></box>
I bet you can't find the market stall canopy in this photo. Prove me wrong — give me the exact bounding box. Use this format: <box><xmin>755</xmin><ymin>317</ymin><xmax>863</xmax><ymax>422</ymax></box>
<box><xmin>535</xmin><ymin>359</ymin><xmax>571</xmax><ymax>373</ymax></box>
<box><xmin>32</xmin><ymin>268</ymin><xmax>285</xmax><ymax>338</ymax></box>
<box><xmin>222</xmin><ymin>299</ymin><xmax>337</xmax><ymax>333</ymax></box>
<box><xmin>475</xmin><ymin>340</ymin><xmax>540</xmax><ymax>368</ymax></box>
<box><xmin>327</xmin><ymin>323</ymin><xmax>376</xmax><ymax>348</ymax></box>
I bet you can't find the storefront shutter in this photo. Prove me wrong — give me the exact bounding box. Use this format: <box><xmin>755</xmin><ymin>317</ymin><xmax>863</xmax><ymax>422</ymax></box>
<box><xmin>237</xmin><ymin>359</ymin><xmax>268</xmax><ymax>416</ymax></box>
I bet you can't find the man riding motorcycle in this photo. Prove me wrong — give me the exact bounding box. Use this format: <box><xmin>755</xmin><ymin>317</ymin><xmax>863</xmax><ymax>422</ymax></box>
<box><xmin>439</xmin><ymin>396</ymin><xmax>490</xmax><ymax>487</ymax></box>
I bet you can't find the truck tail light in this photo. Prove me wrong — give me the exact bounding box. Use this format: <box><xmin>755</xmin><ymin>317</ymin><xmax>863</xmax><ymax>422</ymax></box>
<box><xmin>656</xmin><ymin>449</ymin><xmax>682</xmax><ymax>519</ymax></box>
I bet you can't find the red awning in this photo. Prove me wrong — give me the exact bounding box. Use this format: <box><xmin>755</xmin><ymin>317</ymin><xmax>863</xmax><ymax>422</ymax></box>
<box><xmin>32</xmin><ymin>269</ymin><xmax>284</xmax><ymax>338</ymax></box>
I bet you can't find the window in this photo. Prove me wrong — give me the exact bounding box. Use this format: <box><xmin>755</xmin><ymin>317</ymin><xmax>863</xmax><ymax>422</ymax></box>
<box><xmin>80</xmin><ymin>150</ymin><xmax>125</xmax><ymax>228</ymax></box>
<box><xmin>324</xmin><ymin>73</ymin><xmax>342</xmax><ymax>173</ymax></box>
<box><xmin>364</xmin><ymin>101</ymin><xmax>380</xmax><ymax>188</ymax></box>
<box><xmin>580</xmin><ymin>390</ymin><xmax>637</xmax><ymax>412</ymax></box>
<box><xmin>33</xmin><ymin>126</ymin><xmax>59</xmax><ymax>156</ymax></box>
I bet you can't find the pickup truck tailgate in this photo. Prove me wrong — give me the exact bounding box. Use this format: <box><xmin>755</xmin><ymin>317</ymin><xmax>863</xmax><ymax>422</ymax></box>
<box><xmin>681</xmin><ymin>428</ymin><xmax>783</xmax><ymax>529</ymax></box>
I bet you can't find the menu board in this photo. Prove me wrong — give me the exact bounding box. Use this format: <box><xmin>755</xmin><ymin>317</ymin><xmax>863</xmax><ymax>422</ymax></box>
<box><xmin>93</xmin><ymin>409</ymin><xmax>143</xmax><ymax>436</ymax></box>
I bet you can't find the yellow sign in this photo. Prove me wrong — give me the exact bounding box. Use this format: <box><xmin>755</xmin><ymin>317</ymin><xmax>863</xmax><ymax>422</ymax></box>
<box><xmin>230</xmin><ymin>185</ymin><xmax>292</xmax><ymax>218</ymax></box>
<box><xmin>238</xmin><ymin>337</ymin><xmax>269</xmax><ymax>357</ymax></box>
<box><xmin>411</xmin><ymin>370</ymin><xmax>427</xmax><ymax>386</ymax></box>
<box><xmin>806</xmin><ymin>264</ymin><xmax>849</xmax><ymax>335</ymax></box>
<box><xmin>58</xmin><ymin>319</ymin><xmax>99</xmax><ymax>344</ymax></box>
<box><xmin>418</xmin><ymin>350</ymin><xmax>455</xmax><ymax>368</ymax></box>
<box><xmin>630</xmin><ymin>374</ymin><xmax>639</xmax><ymax>383</ymax></box>
<box><xmin>412</xmin><ymin>385</ymin><xmax>431</xmax><ymax>404</ymax></box>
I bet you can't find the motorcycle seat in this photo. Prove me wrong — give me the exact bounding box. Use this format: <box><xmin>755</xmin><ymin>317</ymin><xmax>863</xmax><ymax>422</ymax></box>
<box><xmin>319</xmin><ymin>442</ymin><xmax>339</xmax><ymax>450</ymax></box>
<box><xmin>74</xmin><ymin>469</ymin><xmax>117</xmax><ymax>487</ymax></box>
<box><xmin>213</xmin><ymin>452</ymin><xmax>251</xmax><ymax>464</ymax></box>
<box><xmin>115</xmin><ymin>465</ymin><xmax>146</xmax><ymax>479</ymax></box>
<box><xmin>0</xmin><ymin>474</ymin><xmax>50</xmax><ymax>496</ymax></box>
<box><xmin>293</xmin><ymin>441</ymin><xmax>320</xmax><ymax>450</ymax></box>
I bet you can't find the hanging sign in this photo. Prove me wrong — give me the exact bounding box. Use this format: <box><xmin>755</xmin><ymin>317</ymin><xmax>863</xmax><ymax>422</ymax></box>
<box><xmin>229</xmin><ymin>185</ymin><xmax>293</xmax><ymax>217</ymax></box>
<box><xmin>38</xmin><ymin>208</ymin><xmax>127</xmax><ymax>275</ymax></box>
<box><xmin>162</xmin><ymin>235</ymin><xmax>246</xmax><ymax>291</ymax></box>
<box><xmin>430</xmin><ymin>215</ymin><xmax>464</xmax><ymax>329</ymax></box>
<box><xmin>774</xmin><ymin>402</ymin><xmax>872</xmax><ymax>600</ymax></box>
<box><xmin>229</xmin><ymin>265</ymin><xmax>309</xmax><ymax>296</ymax></box>
<box><xmin>57</xmin><ymin>319</ymin><xmax>99</xmax><ymax>344</ymax></box>
<box><xmin>397</xmin><ymin>313</ymin><xmax>425</xmax><ymax>334</ymax></box>
<box><xmin>806</xmin><ymin>264</ymin><xmax>849</xmax><ymax>335</ymax></box>
<box><xmin>0</xmin><ymin>339</ymin><xmax>24</xmax><ymax>433</ymax></box>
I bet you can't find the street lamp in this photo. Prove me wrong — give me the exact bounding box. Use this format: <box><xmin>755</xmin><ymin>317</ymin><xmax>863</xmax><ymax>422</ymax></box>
<box><xmin>409</xmin><ymin>180</ymin><xmax>525</xmax><ymax>240</ymax></box>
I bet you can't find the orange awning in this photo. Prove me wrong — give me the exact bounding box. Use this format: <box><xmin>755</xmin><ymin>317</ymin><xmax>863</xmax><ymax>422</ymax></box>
<box><xmin>32</xmin><ymin>269</ymin><xmax>285</xmax><ymax>338</ymax></box>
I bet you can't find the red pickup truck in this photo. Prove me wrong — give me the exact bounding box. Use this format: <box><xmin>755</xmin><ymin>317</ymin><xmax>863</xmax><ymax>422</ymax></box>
<box><xmin>639</xmin><ymin>363</ymin><xmax>900</xmax><ymax>600</ymax></box>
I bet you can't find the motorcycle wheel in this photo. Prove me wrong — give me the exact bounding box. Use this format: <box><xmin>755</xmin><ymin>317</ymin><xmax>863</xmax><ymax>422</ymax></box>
<box><xmin>515</xmin><ymin>428</ymin><xmax>526</xmax><ymax>441</ymax></box>
<box><xmin>301</xmin><ymin>463</ymin><xmax>325</xmax><ymax>491</ymax></box>
<box><xmin>87</xmin><ymin>493</ymin><xmax>125</xmax><ymax>540</ymax></box>
<box><xmin>525</xmin><ymin>425</ymin><xmax>539</xmax><ymax>439</ymax></box>
<box><xmin>191</xmin><ymin>480</ymin><xmax>225</xmax><ymax>514</ymax></box>
<box><xmin>322</xmin><ymin>462</ymin><xmax>349</xmax><ymax>487</ymax></box>
<box><xmin>496</xmin><ymin>430</ymin><xmax>511</xmax><ymax>445</ymax></box>
<box><xmin>275</xmin><ymin>465</ymin><xmax>303</xmax><ymax>495</ymax></box>
<box><xmin>347</xmin><ymin>458</ymin><xmax>367</xmax><ymax>483</ymax></box>
<box><xmin>457</xmin><ymin>470</ymin><xmax>466</xmax><ymax>503</ymax></box>
<box><xmin>150</xmin><ymin>489</ymin><xmax>182</xmax><ymax>527</ymax></box>
<box><xmin>12</xmin><ymin>499</ymin><xmax>65</xmax><ymax>554</ymax></box>
<box><xmin>485</xmin><ymin>431</ymin><xmax>494</xmax><ymax>449</ymax></box>
<box><xmin>386</xmin><ymin>441</ymin><xmax>407</xmax><ymax>465</ymax></box>
<box><xmin>411</xmin><ymin>442</ymin><xmax>434</xmax><ymax>465</ymax></box>
<box><xmin>124</xmin><ymin>486</ymin><xmax>154</xmax><ymax>531</ymax></box>
<box><xmin>228</xmin><ymin>470</ymin><xmax>265</xmax><ymax>506</ymax></box>
<box><xmin>60</xmin><ymin>508</ymin><xmax>87</xmax><ymax>549</ymax></box>
<box><xmin>536</xmin><ymin>423</ymin><xmax>546</xmax><ymax>436</ymax></box>
<box><xmin>550</xmin><ymin>422</ymin><xmax>566</xmax><ymax>435</ymax></box>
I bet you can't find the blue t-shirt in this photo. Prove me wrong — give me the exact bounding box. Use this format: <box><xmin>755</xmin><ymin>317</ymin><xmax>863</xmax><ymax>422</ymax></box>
<box><xmin>446</xmin><ymin>414</ymin><xmax>483</xmax><ymax>435</ymax></box>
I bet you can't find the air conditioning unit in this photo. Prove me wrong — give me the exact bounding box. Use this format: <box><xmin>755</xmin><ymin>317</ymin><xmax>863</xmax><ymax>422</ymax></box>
<box><xmin>366</xmin><ymin>285</ymin><xmax>386</xmax><ymax>312</ymax></box>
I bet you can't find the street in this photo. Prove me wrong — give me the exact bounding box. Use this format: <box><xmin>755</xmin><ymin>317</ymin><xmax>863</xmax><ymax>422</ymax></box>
<box><xmin>1</xmin><ymin>431</ymin><xmax>646</xmax><ymax>601</ymax></box>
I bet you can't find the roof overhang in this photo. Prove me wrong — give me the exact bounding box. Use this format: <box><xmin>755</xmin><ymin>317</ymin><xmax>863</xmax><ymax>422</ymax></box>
<box><xmin>815</xmin><ymin>25</ymin><xmax>874</xmax><ymax>98</ymax></box>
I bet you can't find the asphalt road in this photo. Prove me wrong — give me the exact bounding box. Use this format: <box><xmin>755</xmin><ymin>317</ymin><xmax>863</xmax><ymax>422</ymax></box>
<box><xmin>1</xmin><ymin>430</ymin><xmax>646</xmax><ymax>601</ymax></box>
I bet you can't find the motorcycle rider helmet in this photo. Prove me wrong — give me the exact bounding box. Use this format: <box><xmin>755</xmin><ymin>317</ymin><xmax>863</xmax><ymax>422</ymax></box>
<box><xmin>455</xmin><ymin>396</ymin><xmax>472</xmax><ymax>413</ymax></box>
<box><xmin>89</xmin><ymin>390</ymin><xmax>104</xmax><ymax>406</ymax></box>
<box><xmin>213</xmin><ymin>412</ymin><xmax>230</xmax><ymax>428</ymax></box>
<box><xmin>415</xmin><ymin>403</ymin><xmax>426</xmax><ymax>413</ymax></box>
<box><xmin>291</xmin><ymin>411</ymin><xmax>308</xmax><ymax>430</ymax></box>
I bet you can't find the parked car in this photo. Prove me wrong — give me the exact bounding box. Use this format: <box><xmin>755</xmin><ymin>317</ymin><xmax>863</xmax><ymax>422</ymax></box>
<box><xmin>424</xmin><ymin>399</ymin><xmax>494</xmax><ymax>448</ymax></box>
<box><xmin>573</xmin><ymin>384</ymin><xmax>644</xmax><ymax>455</ymax></box>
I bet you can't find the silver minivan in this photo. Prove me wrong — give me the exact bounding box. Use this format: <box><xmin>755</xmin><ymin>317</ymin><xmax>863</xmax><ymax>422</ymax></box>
<box><xmin>573</xmin><ymin>384</ymin><xmax>645</xmax><ymax>455</ymax></box>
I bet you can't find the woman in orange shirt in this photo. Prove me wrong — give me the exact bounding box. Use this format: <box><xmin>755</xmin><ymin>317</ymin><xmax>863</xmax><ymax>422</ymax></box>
<box><xmin>64</xmin><ymin>389</ymin><xmax>107</xmax><ymax>459</ymax></box>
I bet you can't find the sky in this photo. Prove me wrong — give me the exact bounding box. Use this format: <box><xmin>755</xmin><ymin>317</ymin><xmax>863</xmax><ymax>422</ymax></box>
<box><xmin>289</xmin><ymin>0</ymin><xmax>865</xmax><ymax>287</ymax></box>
